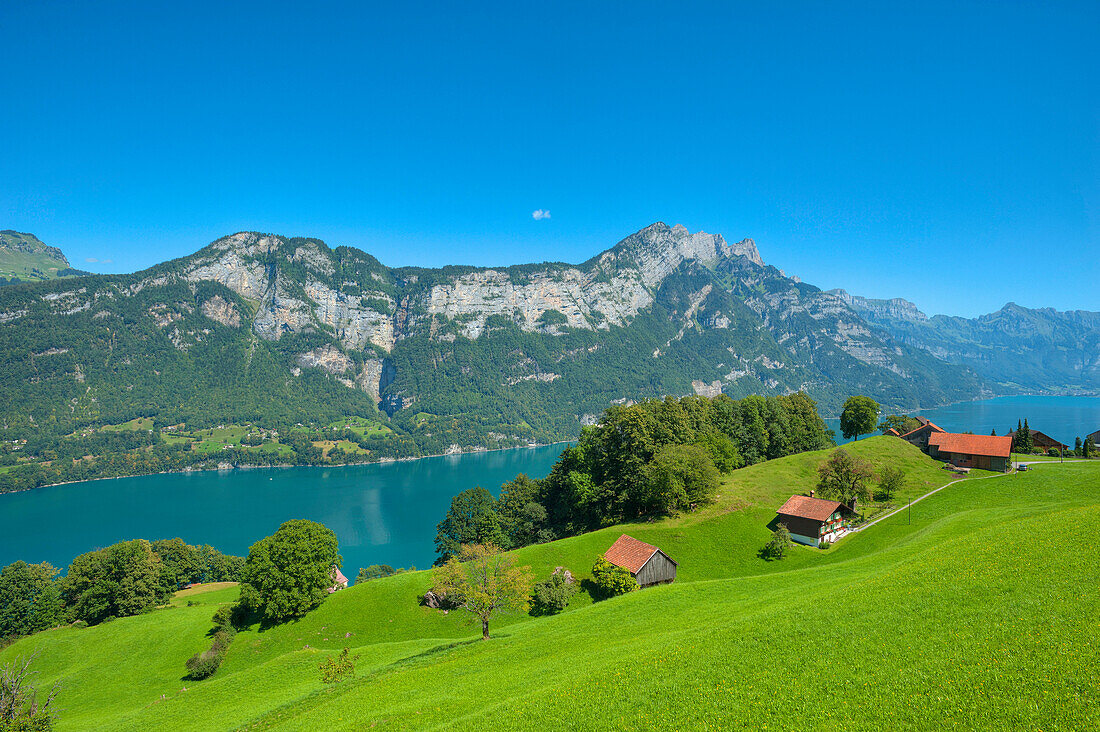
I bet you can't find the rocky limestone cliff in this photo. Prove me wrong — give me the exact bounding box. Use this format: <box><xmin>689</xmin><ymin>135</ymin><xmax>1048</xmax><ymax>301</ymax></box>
<box><xmin>172</xmin><ymin>223</ymin><xmax>766</xmax><ymax>353</ymax></box>
<box><xmin>829</xmin><ymin>289</ymin><xmax>928</xmax><ymax>324</ymax></box>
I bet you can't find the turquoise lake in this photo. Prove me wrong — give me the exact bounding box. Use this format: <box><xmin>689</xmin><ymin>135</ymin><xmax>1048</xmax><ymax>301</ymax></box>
<box><xmin>3</xmin><ymin>396</ymin><xmax>1099</xmax><ymax>578</ymax></box>
<box><xmin>828</xmin><ymin>395</ymin><xmax>1100</xmax><ymax>446</ymax></box>
<box><xmin>0</xmin><ymin>444</ymin><xmax>566</xmax><ymax>580</ymax></box>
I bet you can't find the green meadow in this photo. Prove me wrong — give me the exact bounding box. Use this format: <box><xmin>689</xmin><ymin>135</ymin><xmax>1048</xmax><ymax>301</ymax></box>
<box><xmin>3</xmin><ymin>438</ymin><xmax>1097</xmax><ymax>730</ymax></box>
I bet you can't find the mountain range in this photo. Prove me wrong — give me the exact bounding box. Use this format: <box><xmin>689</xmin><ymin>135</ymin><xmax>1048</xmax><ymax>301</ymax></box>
<box><xmin>0</xmin><ymin>224</ymin><xmax>1095</xmax><ymax>452</ymax></box>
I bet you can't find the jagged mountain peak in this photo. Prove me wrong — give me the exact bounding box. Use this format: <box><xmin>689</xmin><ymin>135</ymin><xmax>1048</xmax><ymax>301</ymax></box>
<box><xmin>605</xmin><ymin>222</ymin><xmax>763</xmax><ymax>270</ymax></box>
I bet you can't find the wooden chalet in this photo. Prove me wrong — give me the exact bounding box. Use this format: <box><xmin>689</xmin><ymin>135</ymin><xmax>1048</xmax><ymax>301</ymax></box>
<box><xmin>1007</xmin><ymin>428</ymin><xmax>1069</xmax><ymax>453</ymax></box>
<box><xmin>329</xmin><ymin>566</ymin><xmax>349</xmax><ymax>593</ymax></box>
<box><xmin>899</xmin><ymin>420</ymin><xmax>946</xmax><ymax>450</ymax></box>
<box><xmin>603</xmin><ymin>534</ymin><xmax>677</xmax><ymax>587</ymax></box>
<box><xmin>882</xmin><ymin>427</ymin><xmax>900</xmax><ymax>437</ymax></box>
<box><xmin>927</xmin><ymin>433</ymin><xmax>1013</xmax><ymax>472</ymax></box>
<box><xmin>775</xmin><ymin>493</ymin><xmax>855</xmax><ymax>548</ymax></box>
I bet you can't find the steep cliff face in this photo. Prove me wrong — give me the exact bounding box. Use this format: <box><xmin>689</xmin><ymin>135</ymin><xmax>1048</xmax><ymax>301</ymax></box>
<box><xmin>828</xmin><ymin>289</ymin><xmax>928</xmax><ymax>324</ymax></box>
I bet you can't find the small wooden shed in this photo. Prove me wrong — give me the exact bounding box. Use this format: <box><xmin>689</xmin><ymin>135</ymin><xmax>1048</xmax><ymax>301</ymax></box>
<box><xmin>604</xmin><ymin>534</ymin><xmax>677</xmax><ymax>587</ymax></box>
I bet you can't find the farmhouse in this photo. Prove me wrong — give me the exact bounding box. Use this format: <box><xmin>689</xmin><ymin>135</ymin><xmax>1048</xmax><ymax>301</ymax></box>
<box><xmin>603</xmin><ymin>534</ymin><xmax>677</xmax><ymax>587</ymax></box>
<box><xmin>927</xmin><ymin>432</ymin><xmax>1013</xmax><ymax>472</ymax></box>
<box><xmin>899</xmin><ymin>420</ymin><xmax>946</xmax><ymax>450</ymax></box>
<box><xmin>1007</xmin><ymin>428</ymin><xmax>1069</xmax><ymax>453</ymax></box>
<box><xmin>882</xmin><ymin>427</ymin><xmax>900</xmax><ymax>437</ymax></box>
<box><xmin>775</xmin><ymin>493</ymin><xmax>854</xmax><ymax>548</ymax></box>
<box><xmin>329</xmin><ymin>566</ymin><xmax>349</xmax><ymax>593</ymax></box>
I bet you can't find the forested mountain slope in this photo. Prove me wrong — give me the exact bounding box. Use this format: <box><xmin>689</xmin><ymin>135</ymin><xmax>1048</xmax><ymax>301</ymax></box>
<box><xmin>0</xmin><ymin>224</ymin><xmax>986</xmax><ymax>452</ymax></box>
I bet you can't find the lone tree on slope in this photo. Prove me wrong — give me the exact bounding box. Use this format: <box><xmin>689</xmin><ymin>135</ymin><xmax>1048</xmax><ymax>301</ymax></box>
<box><xmin>432</xmin><ymin>543</ymin><xmax>532</xmax><ymax>640</ymax></box>
<box><xmin>238</xmin><ymin>519</ymin><xmax>341</xmax><ymax>624</ymax></box>
<box><xmin>840</xmin><ymin>396</ymin><xmax>880</xmax><ymax>441</ymax></box>
<box><xmin>816</xmin><ymin>449</ymin><xmax>875</xmax><ymax>505</ymax></box>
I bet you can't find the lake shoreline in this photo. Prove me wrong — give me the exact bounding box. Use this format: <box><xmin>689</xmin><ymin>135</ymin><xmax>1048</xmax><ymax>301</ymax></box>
<box><xmin>0</xmin><ymin>440</ymin><xmax>576</xmax><ymax>496</ymax></box>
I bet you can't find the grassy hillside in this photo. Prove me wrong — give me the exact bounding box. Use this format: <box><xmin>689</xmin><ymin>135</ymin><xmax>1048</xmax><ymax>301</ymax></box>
<box><xmin>0</xmin><ymin>230</ymin><xmax>83</xmax><ymax>283</ymax></box>
<box><xmin>3</xmin><ymin>438</ymin><xmax>1096</xmax><ymax>730</ymax></box>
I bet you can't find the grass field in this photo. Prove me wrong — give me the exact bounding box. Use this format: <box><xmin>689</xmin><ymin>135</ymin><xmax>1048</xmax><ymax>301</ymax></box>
<box><xmin>101</xmin><ymin>417</ymin><xmax>156</xmax><ymax>432</ymax></box>
<box><xmin>3</xmin><ymin>438</ymin><xmax>1097</xmax><ymax>730</ymax></box>
<box><xmin>325</xmin><ymin>417</ymin><xmax>392</xmax><ymax>438</ymax></box>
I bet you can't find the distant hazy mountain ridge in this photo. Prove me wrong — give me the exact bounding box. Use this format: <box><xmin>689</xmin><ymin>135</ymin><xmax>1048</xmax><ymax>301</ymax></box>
<box><xmin>838</xmin><ymin>292</ymin><xmax>1100</xmax><ymax>394</ymax></box>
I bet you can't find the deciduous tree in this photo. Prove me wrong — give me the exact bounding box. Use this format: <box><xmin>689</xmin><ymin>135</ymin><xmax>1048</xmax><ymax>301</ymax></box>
<box><xmin>238</xmin><ymin>520</ymin><xmax>341</xmax><ymax>624</ymax></box>
<box><xmin>434</xmin><ymin>487</ymin><xmax>505</xmax><ymax>563</ymax></box>
<box><xmin>840</xmin><ymin>396</ymin><xmax>880</xmax><ymax>441</ymax></box>
<box><xmin>432</xmin><ymin>544</ymin><xmax>532</xmax><ymax>640</ymax></box>
<box><xmin>590</xmin><ymin>557</ymin><xmax>637</xmax><ymax>598</ymax></box>
<box><xmin>761</xmin><ymin>523</ymin><xmax>794</xmax><ymax>560</ymax></box>
<box><xmin>877</xmin><ymin>466</ymin><xmax>905</xmax><ymax>501</ymax></box>
<box><xmin>816</xmin><ymin>449</ymin><xmax>875</xmax><ymax>505</ymax></box>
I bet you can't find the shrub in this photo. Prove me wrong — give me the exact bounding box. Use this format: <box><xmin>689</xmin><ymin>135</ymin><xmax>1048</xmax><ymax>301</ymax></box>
<box><xmin>819</xmin><ymin>540</ymin><xmax>831</xmax><ymax>550</ymax></box>
<box><xmin>184</xmin><ymin>605</ymin><xmax>236</xmax><ymax>680</ymax></box>
<box><xmin>184</xmin><ymin>648</ymin><xmax>223</xmax><ymax>680</ymax></box>
<box><xmin>319</xmin><ymin>647</ymin><xmax>356</xmax><ymax>684</ymax></box>
<box><xmin>591</xmin><ymin>558</ymin><xmax>636</xmax><ymax>598</ymax></box>
<box><xmin>761</xmin><ymin>523</ymin><xmax>795</xmax><ymax>560</ymax></box>
<box><xmin>356</xmin><ymin>565</ymin><xmax>396</xmax><ymax>583</ymax></box>
<box><xmin>211</xmin><ymin>605</ymin><xmax>233</xmax><ymax>628</ymax></box>
<box><xmin>532</xmin><ymin>567</ymin><xmax>577</xmax><ymax>615</ymax></box>
<box><xmin>1047</xmin><ymin>448</ymin><xmax>1059</xmax><ymax>457</ymax></box>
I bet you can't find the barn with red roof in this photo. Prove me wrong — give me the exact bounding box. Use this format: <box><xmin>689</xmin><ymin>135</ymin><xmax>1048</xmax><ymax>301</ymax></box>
<box><xmin>927</xmin><ymin>433</ymin><xmax>1013</xmax><ymax>472</ymax></box>
<box><xmin>603</xmin><ymin>534</ymin><xmax>677</xmax><ymax>587</ymax></box>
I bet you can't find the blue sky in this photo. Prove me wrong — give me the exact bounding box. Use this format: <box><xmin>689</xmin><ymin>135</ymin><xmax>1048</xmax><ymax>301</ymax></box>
<box><xmin>2</xmin><ymin>1</ymin><xmax>1096</xmax><ymax>317</ymax></box>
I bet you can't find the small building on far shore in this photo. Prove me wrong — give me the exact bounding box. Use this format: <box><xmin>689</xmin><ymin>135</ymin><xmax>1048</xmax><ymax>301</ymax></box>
<box><xmin>603</xmin><ymin>534</ymin><xmax>677</xmax><ymax>587</ymax></box>
<box><xmin>775</xmin><ymin>493</ymin><xmax>855</xmax><ymax>548</ymax></box>
<box><xmin>928</xmin><ymin>433</ymin><xmax>1013</xmax><ymax>472</ymax></box>
<box><xmin>329</xmin><ymin>566</ymin><xmax>349</xmax><ymax>593</ymax></box>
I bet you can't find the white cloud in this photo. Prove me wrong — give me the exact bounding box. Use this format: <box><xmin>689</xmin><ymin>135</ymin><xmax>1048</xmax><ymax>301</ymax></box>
<box><xmin>85</xmin><ymin>257</ymin><xmax>98</xmax><ymax>263</ymax></box>
<box><xmin>532</xmin><ymin>209</ymin><xmax>551</xmax><ymax>221</ymax></box>
<box><xmin>85</xmin><ymin>257</ymin><xmax>112</xmax><ymax>265</ymax></box>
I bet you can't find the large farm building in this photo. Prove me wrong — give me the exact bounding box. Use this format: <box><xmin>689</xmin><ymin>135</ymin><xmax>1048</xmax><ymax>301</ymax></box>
<box><xmin>928</xmin><ymin>433</ymin><xmax>1013</xmax><ymax>472</ymax></box>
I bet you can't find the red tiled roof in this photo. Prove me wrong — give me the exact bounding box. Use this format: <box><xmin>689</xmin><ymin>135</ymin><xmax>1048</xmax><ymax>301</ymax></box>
<box><xmin>776</xmin><ymin>495</ymin><xmax>844</xmax><ymax>522</ymax></box>
<box><xmin>899</xmin><ymin>421</ymin><xmax>946</xmax><ymax>439</ymax></box>
<box><xmin>928</xmin><ymin>432</ymin><xmax>1013</xmax><ymax>458</ymax></box>
<box><xmin>883</xmin><ymin>428</ymin><xmax>900</xmax><ymax>436</ymax></box>
<box><xmin>331</xmin><ymin>566</ymin><xmax>348</xmax><ymax>585</ymax></box>
<box><xmin>604</xmin><ymin>534</ymin><xmax>659</xmax><ymax>574</ymax></box>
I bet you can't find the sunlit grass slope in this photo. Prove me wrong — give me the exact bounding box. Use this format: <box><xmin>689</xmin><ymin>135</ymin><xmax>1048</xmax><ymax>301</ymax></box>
<box><xmin>2</xmin><ymin>439</ymin><xmax>1095</xmax><ymax>730</ymax></box>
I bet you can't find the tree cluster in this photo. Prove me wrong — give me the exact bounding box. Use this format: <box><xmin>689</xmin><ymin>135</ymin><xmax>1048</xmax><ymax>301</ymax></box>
<box><xmin>0</xmin><ymin>539</ymin><xmax>243</xmax><ymax>640</ymax></box>
<box><xmin>434</xmin><ymin>393</ymin><xmax>834</xmax><ymax>562</ymax></box>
